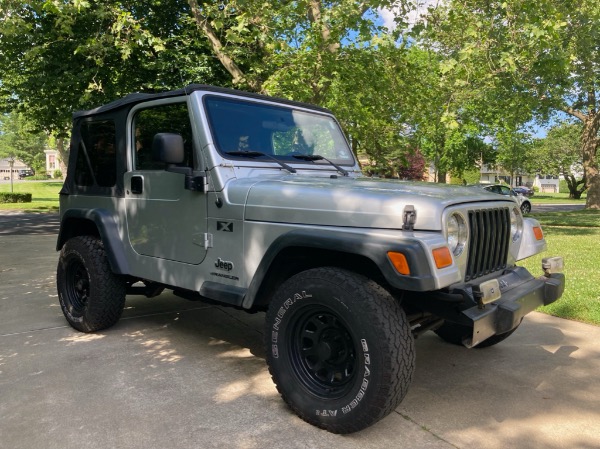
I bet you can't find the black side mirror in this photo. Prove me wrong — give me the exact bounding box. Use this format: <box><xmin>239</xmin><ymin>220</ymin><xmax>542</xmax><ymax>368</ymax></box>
<box><xmin>151</xmin><ymin>132</ymin><xmax>206</xmax><ymax>192</ymax></box>
<box><xmin>153</xmin><ymin>133</ymin><xmax>184</xmax><ymax>164</ymax></box>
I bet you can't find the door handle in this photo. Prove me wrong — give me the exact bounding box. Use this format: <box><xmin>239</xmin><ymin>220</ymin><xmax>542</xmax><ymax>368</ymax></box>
<box><xmin>131</xmin><ymin>176</ymin><xmax>143</xmax><ymax>194</ymax></box>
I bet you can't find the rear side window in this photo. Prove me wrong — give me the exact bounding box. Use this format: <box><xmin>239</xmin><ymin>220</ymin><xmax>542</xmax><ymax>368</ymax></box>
<box><xmin>75</xmin><ymin>120</ymin><xmax>117</xmax><ymax>187</ymax></box>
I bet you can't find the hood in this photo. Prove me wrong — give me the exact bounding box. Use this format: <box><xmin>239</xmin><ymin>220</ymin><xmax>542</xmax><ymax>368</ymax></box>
<box><xmin>229</xmin><ymin>175</ymin><xmax>514</xmax><ymax>231</ymax></box>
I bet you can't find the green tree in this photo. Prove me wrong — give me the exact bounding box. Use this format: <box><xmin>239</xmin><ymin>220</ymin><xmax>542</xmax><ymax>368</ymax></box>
<box><xmin>0</xmin><ymin>113</ymin><xmax>47</xmax><ymax>191</ymax></box>
<box><xmin>2</xmin><ymin>0</ymin><xmax>438</xmax><ymax>178</ymax></box>
<box><xmin>196</xmin><ymin>1</ymin><xmax>419</xmax><ymax>165</ymax></box>
<box><xmin>397</xmin><ymin>47</ymin><xmax>495</xmax><ymax>182</ymax></box>
<box><xmin>420</xmin><ymin>0</ymin><xmax>600</xmax><ymax>208</ymax></box>
<box><xmin>493</xmin><ymin>127</ymin><xmax>534</xmax><ymax>187</ymax></box>
<box><xmin>531</xmin><ymin>122</ymin><xmax>585</xmax><ymax>198</ymax></box>
<box><xmin>0</xmin><ymin>1</ymin><xmax>229</xmax><ymax>133</ymax></box>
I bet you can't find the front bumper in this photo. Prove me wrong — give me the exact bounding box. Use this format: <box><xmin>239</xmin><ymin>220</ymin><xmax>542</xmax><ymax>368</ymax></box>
<box><xmin>460</xmin><ymin>265</ymin><xmax>565</xmax><ymax>348</ymax></box>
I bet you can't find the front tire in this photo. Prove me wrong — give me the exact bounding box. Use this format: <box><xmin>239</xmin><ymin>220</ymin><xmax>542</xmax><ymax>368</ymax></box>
<box><xmin>265</xmin><ymin>267</ymin><xmax>415</xmax><ymax>434</ymax></box>
<box><xmin>57</xmin><ymin>236</ymin><xmax>126</xmax><ymax>332</ymax></box>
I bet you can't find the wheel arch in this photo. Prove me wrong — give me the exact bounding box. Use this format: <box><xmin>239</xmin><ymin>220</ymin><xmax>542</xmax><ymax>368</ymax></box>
<box><xmin>57</xmin><ymin>208</ymin><xmax>130</xmax><ymax>275</ymax></box>
<box><xmin>242</xmin><ymin>229</ymin><xmax>436</xmax><ymax>310</ymax></box>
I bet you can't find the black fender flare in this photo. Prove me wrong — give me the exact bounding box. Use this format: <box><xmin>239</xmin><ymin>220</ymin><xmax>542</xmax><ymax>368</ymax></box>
<box><xmin>56</xmin><ymin>208</ymin><xmax>130</xmax><ymax>275</ymax></box>
<box><xmin>242</xmin><ymin>229</ymin><xmax>436</xmax><ymax>309</ymax></box>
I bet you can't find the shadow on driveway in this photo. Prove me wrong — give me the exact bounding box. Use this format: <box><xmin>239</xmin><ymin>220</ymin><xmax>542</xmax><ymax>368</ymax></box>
<box><xmin>0</xmin><ymin>212</ymin><xmax>60</xmax><ymax>236</ymax></box>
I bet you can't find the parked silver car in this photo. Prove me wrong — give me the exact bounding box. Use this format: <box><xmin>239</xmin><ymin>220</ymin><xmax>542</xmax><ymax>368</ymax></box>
<box><xmin>480</xmin><ymin>184</ymin><xmax>532</xmax><ymax>214</ymax></box>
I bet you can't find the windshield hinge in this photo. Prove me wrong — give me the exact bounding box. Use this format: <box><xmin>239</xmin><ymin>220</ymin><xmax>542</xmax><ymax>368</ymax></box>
<box><xmin>402</xmin><ymin>205</ymin><xmax>417</xmax><ymax>231</ymax></box>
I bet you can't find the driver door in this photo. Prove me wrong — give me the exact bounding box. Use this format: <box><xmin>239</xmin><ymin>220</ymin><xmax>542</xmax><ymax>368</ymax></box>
<box><xmin>124</xmin><ymin>100</ymin><xmax>208</xmax><ymax>265</ymax></box>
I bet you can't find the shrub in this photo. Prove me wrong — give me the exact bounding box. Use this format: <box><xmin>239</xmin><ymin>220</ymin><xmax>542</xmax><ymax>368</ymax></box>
<box><xmin>0</xmin><ymin>192</ymin><xmax>33</xmax><ymax>203</ymax></box>
<box><xmin>53</xmin><ymin>169</ymin><xmax>63</xmax><ymax>179</ymax></box>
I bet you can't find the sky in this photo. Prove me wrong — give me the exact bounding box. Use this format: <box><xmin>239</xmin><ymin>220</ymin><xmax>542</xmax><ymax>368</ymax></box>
<box><xmin>378</xmin><ymin>1</ymin><xmax>443</xmax><ymax>30</ymax></box>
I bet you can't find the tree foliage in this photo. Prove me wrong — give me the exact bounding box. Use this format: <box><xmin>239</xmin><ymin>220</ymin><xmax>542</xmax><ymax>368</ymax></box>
<box><xmin>4</xmin><ymin>0</ymin><xmax>598</xmax><ymax>200</ymax></box>
<box><xmin>0</xmin><ymin>1</ymin><xmax>230</xmax><ymax>134</ymax></box>
<box><xmin>531</xmin><ymin>122</ymin><xmax>585</xmax><ymax>198</ymax></box>
<box><xmin>0</xmin><ymin>112</ymin><xmax>48</xmax><ymax>172</ymax></box>
<box><xmin>492</xmin><ymin>127</ymin><xmax>534</xmax><ymax>187</ymax></box>
<box><xmin>420</xmin><ymin>0</ymin><xmax>600</xmax><ymax>207</ymax></box>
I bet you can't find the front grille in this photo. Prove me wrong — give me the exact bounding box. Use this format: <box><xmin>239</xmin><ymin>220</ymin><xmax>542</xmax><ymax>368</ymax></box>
<box><xmin>465</xmin><ymin>208</ymin><xmax>511</xmax><ymax>281</ymax></box>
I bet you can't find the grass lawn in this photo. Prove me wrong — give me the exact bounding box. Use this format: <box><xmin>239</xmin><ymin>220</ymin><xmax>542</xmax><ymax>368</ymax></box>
<box><xmin>524</xmin><ymin>209</ymin><xmax>600</xmax><ymax>325</ymax></box>
<box><xmin>0</xmin><ymin>181</ymin><xmax>62</xmax><ymax>212</ymax></box>
<box><xmin>530</xmin><ymin>192</ymin><xmax>587</xmax><ymax>204</ymax></box>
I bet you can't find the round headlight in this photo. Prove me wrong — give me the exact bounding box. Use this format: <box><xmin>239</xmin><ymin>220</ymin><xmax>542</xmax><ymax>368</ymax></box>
<box><xmin>510</xmin><ymin>206</ymin><xmax>524</xmax><ymax>242</ymax></box>
<box><xmin>446</xmin><ymin>212</ymin><xmax>467</xmax><ymax>256</ymax></box>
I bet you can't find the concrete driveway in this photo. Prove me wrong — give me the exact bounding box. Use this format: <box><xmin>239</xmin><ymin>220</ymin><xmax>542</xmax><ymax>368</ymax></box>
<box><xmin>1</xmin><ymin>213</ymin><xmax>599</xmax><ymax>449</ymax></box>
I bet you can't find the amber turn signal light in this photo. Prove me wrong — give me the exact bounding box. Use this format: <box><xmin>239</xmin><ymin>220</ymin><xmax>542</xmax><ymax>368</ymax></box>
<box><xmin>387</xmin><ymin>252</ymin><xmax>410</xmax><ymax>275</ymax></box>
<box><xmin>533</xmin><ymin>226</ymin><xmax>544</xmax><ymax>240</ymax></box>
<box><xmin>432</xmin><ymin>247</ymin><xmax>453</xmax><ymax>269</ymax></box>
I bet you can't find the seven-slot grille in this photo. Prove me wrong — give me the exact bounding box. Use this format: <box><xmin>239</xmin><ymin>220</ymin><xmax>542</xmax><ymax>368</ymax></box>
<box><xmin>465</xmin><ymin>207</ymin><xmax>511</xmax><ymax>281</ymax></box>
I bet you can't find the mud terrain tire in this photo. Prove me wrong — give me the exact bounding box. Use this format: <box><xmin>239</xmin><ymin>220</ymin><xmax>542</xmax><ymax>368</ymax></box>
<box><xmin>57</xmin><ymin>236</ymin><xmax>126</xmax><ymax>332</ymax></box>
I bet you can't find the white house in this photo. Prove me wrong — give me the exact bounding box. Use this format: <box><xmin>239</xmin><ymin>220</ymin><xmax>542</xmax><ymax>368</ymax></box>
<box><xmin>479</xmin><ymin>164</ymin><xmax>559</xmax><ymax>192</ymax></box>
<box><xmin>44</xmin><ymin>149</ymin><xmax>62</xmax><ymax>178</ymax></box>
<box><xmin>0</xmin><ymin>157</ymin><xmax>30</xmax><ymax>180</ymax></box>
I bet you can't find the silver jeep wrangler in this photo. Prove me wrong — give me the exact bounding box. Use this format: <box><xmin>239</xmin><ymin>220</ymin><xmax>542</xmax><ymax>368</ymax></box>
<box><xmin>56</xmin><ymin>85</ymin><xmax>565</xmax><ymax>433</ymax></box>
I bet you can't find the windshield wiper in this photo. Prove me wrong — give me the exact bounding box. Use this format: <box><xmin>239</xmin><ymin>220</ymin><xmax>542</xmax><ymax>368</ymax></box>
<box><xmin>292</xmin><ymin>154</ymin><xmax>349</xmax><ymax>176</ymax></box>
<box><xmin>225</xmin><ymin>150</ymin><xmax>296</xmax><ymax>174</ymax></box>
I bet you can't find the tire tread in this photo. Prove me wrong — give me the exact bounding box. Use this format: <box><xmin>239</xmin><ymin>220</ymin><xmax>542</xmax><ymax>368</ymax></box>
<box><xmin>265</xmin><ymin>267</ymin><xmax>415</xmax><ymax>433</ymax></box>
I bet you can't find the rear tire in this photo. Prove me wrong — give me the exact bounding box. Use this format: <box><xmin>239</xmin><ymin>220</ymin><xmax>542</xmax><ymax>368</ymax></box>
<box><xmin>265</xmin><ymin>267</ymin><xmax>415</xmax><ymax>433</ymax></box>
<box><xmin>57</xmin><ymin>236</ymin><xmax>126</xmax><ymax>332</ymax></box>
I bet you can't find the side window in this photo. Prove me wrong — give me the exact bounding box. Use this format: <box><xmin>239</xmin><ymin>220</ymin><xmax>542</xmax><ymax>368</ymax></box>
<box><xmin>133</xmin><ymin>102</ymin><xmax>194</xmax><ymax>170</ymax></box>
<box><xmin>75</xmin><ymin>120</ymin><xmax>117</xmax><ymax>187</ymax></box>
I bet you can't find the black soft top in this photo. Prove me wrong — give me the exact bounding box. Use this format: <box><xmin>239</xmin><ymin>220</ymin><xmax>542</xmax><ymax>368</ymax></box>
<box><xmin>73</xmin><ymin>84</ymin><xmax>331</xmax><ymax>119</ymax></box>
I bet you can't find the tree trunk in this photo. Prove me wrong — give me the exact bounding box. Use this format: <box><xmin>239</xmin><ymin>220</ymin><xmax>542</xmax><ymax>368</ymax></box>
<box><xmin>8</xmin><ymin>158</ymin><xmax>14</xmax><ymax>193</ymax></box>
<box><xmin>581</xmin><ymin>115</ymin><xmax>600</xmax><ymax>209</ymax></box>
<box><xmin>306</xmin><ymin>0</ymin><xmax>339</xmax><ymax>103</ymax></box>
<box><xmin>563</xmin><ymin>171</ymin><xmax>586</xmax><ymax>199</ymax></box>
<box><xmin>437</xmin><ymin>169</ymin><xmax>447</xmax><ymax>183</ymax></box>
<box><xmin>56</xmin><ymin>137</ymin><xmax>68</xmax><ymax>179</ymax></box>
<box><xmin>188</xmin><ymin>0</ymin><xmax>262</xmax><ymax>92</ymax></box>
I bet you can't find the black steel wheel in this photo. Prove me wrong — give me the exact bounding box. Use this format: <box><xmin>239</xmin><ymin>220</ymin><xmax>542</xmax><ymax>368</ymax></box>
<box><xmin>64</xmin><ymin>256</ymin><xmax>91</xmax><ymax>315</ymax></box>
<box><xmin>265</xmin><ymin>267</ymin><xmax>415</xmax><ymax>434</ymax></box>
<box><xmin>289</xmin><ymin>306</ymin><xmax>357</xmax><ymax>399</ymax></box>
<box><xmin>57</xmin><ymin>236</ymin><xmax>126</xmax><ymax>332</ymax></box>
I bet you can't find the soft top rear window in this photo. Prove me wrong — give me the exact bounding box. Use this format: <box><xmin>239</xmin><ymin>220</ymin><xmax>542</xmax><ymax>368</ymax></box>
<box><xmin>75</xmin><ymin>120</ymin><xmax>117</xmax><ymax>188</ymax></box>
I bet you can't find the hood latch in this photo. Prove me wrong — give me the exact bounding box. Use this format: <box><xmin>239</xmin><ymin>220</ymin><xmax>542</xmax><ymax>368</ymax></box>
<box><xmin>402</xmin><ymin>205</ymin><xmax>417</xmax><ymax>231</ymax></box>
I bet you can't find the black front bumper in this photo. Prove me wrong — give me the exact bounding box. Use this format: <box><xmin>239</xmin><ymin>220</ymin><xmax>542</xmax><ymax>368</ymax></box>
<box><xmin>459</xmin><ymin>266</ymin><xmax>565</xmax><ymax>347</ymax></box>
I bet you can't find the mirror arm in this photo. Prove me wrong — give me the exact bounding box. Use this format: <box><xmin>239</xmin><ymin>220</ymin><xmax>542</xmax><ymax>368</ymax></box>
<box><xmin>165</xmin><ymin>166</ymin><xmax>206</xmax><ymax>192</ymax></box>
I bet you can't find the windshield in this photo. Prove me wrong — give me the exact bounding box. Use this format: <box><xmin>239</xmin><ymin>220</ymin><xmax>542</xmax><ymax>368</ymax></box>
<box><xmin>204</xmin><ymin>96</ymin><xmax>355</xmax><ymax>166</ymax></box>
